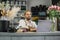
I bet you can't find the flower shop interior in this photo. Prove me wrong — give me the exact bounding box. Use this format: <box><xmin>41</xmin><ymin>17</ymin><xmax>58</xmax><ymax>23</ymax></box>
<box><xmin>0</xmin><ymin>0</ymin><xmax>60</xmax><ymax>40</ymax></box>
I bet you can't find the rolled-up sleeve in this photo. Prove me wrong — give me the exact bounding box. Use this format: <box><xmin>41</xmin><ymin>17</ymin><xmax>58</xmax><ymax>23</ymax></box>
<box><xmin>33</xmin><ymin>22</ymin><xmax>37</xmax><ymax>28</ymax></box>
<box><xmin>16</xmin><ymin>20</ymin><xmax>25</xmax><ymax>29</ymax></box>
<box><xmin>16</xmin><ymin>20</ymin><xmax>37</xmax><ymax>29</ymax></box>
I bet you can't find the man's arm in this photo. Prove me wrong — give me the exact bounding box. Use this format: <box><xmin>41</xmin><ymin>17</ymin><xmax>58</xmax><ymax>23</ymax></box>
<box><xmin>16</xmin><ymin>20</ymin><xmax>23</xmax><ymax>29</ymax></box>
<box><xmin>33</xmin><ymin>22</ymin><xmax>37</xmax><ymax>28</ymax></box>
<box><xmin>16</xmin><ymin>20</ymin><xmax>29</xmax><ymax>29</ymax></box>
<box><xmin>29</xmin><ymin>22</ymin><xmax>37</xmax><ymax>32</ymax></box>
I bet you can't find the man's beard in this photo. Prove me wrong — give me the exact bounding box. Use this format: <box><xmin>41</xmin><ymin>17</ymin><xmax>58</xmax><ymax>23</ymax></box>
<box><xmin>26</xmin><ymin>18</ymin><xmax>31</xmax><ymax>20</ymax></box>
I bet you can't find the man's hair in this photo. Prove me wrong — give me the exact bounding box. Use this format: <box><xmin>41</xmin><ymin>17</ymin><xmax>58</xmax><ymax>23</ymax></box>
<box><xmin>24</xmin><ymin>10</ymin><xmax>32</xmax><ymax>15</ymax></box>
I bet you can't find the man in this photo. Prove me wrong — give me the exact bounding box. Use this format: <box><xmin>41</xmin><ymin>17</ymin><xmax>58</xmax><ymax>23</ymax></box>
<box><xmin>16</xmin><ymin>10</ymin><xmax>37</xmax><ymax>32</ymax></box>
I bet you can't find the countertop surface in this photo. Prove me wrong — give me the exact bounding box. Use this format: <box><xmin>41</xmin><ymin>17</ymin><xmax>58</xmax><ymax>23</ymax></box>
<box><xmin>0</xmin><ymin>32</ymin><xmax>60</xmax><ymax>37</ymax></box>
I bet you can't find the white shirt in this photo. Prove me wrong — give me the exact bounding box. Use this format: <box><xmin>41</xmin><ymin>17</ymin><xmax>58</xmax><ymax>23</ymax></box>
<box><xmin>16</xmin><ymin>19</ymin><xmax>37</xmax><ymax>29</ymax></box>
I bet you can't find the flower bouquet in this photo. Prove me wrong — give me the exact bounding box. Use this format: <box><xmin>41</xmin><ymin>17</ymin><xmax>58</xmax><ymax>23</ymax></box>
<box><xmin>0</xmin><ymin>2</ymin><xmax>20</xmax><ymax>20</ymax></box>
<box><xmin>48</xmin><ymin>5</ymin><xmax>60</xmax><ymax>19</ymax></box>
<box><xmin>48</xmin><ymin>5</ymin><xmax>60</xmax><ymax>31</ymax></box>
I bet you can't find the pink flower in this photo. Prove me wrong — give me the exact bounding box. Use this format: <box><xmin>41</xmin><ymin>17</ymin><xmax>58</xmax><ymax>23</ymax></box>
<box><xmin>48</xmin><ymin>5</ymin><xmax>54</xmax><ymax>10</ymax></box>
<box><xmin>53</xmin><ymin>5</ymin><xmax>57</xmax><ymax>9</ymax></box>
<box><xmin>56</xmin><ymin>6</ymin><xmax>58</xmax><ymax>10</ymax></box>
<box><xmin>48</xmin><ymin>5</ymin><xmax>60</xmax><ymax>12</ymax></box>
<box><xmin>51</xmin><ymin>5</ymin><xmax>54</xmax><ymax>8</ymax></box>
<box><xmin>57</xmin><ymin>7</ymin><xmax>60</xmax><ymax>12</ymax></box>
<box><xmin>57</xmin><ymin>6</ymin><xmax>60</xmax><ymax>10</ymax></box>
<box><xmin>48</xmin><ymin>7</ymin><xmax>52</xmax><ymax>10</ymax></box>
<box><xmin>59</xmin><ymin>7</ymin><xmax>60</xmax><ymax>10</ymax></box>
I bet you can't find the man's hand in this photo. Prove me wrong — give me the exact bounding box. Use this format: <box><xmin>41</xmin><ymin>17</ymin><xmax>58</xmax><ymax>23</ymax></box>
<box><xmin>20</xmin><ymin>26</ymin><xmax>29</xmax><ymax>29</ymax></box>
<box><xmin>17</xmin><ymin>26</ymin><xmax>29</xmax><ymax>32</ymax></box>
<box><xmin>29</xmin><ymin>27</ymin><xmax>37</xmax><ymax>32</ymax></box>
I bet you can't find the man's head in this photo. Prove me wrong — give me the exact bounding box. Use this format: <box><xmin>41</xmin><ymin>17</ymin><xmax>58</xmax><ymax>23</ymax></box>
<box><xmin>24</xmin><ymin>10</ymin><xmax>32</xmax><ymax>20</ymax></box>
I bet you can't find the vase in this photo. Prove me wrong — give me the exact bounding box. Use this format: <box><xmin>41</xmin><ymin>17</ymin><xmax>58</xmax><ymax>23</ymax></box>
<box><xmin>50</xmin><ymin>17</ymin><xmax>57</xmax><ymax>32</ymax></box>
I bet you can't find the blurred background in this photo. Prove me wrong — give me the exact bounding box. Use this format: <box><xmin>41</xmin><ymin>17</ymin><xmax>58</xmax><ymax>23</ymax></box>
<box><xmin>0</xmin><ymin>0</ymin><xmax>60</xmax><ymax>32</ymax></box>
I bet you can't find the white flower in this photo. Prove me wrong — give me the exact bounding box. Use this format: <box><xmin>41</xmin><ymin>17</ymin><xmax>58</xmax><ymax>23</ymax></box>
<box><xmin>7</xmin><ymin>6</ymin><xmax>20</xmax><ymax>20</ymax></box>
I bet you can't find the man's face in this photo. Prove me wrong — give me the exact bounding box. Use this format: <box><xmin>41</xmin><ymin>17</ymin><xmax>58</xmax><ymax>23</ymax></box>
<box><xmin>25</xmin><ymin>11</ymin><xmax>32</xmax><ymax>20</ymax></box>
